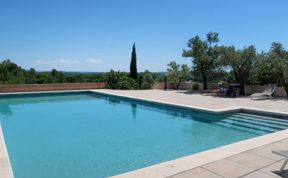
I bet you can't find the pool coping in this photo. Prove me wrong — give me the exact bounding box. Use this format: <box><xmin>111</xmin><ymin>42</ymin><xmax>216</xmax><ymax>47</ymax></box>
<box><xmin>0</xmin><ymin>89</ymin><xmax>288</xmax><ymax>178</ymax></box>
<box><xmin>0</xmin><ymin>124</ymin><xmax>14</xmax><ymax>178</ymax></box>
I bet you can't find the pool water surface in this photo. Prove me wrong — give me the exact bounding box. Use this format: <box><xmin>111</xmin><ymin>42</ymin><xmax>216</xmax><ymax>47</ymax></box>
<box><xmin>0</xmin><ymin>92</ymin><xmax>287</xmax><ymax>178</ymax></box>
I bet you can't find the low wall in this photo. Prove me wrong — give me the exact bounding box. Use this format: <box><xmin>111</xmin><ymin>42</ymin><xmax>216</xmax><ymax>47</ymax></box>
<box><xmin>153</xmin><ymin>82</ymin><xmax>287</xmax><ymax>97</ymax></box>
<box><xmin>153</xmin><ymin>82</ymin><xmax>215</xmax><ymax>91</ymax></box>
<box><xmin>0</xmin><ymin>83</ymin><xmax>106</xmax><ymax>93</ymax></box>
<box><xmin>152</xmin><ymin>82</ymin><xmax>195</xmax><ymax>90</ymax></box>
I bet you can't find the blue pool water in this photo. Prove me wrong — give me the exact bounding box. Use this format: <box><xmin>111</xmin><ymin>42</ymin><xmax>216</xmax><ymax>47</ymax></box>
<box><xmin>0</xmin><ymin>91</ymin><xmax>287</xmax><ymax>178</ymax></box>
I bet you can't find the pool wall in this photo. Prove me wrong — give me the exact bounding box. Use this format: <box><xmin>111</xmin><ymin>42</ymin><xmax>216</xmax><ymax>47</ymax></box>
<box><xmin>0</xmin><ymin>83</ymin><xmax>105</xmax><ymax>93</ymax></box>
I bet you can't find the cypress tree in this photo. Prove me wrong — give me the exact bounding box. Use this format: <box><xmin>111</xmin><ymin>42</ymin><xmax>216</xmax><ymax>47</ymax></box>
<box><xmin>130</xmin><ymin>43</ymin><xmax>137</xmax><ymax>80</ymax></box>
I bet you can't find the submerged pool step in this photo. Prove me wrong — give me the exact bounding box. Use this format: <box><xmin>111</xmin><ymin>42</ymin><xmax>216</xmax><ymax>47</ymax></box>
<box><xmin>217</xmin><ymin>117</ymin><xmax>279</xmax><ymax>133</ymax></box>
<box><xmin>226</xmin><ymin>116</ymin><xmax>288</xmax><ymax>130</ymax></box>
<box><xmin>233</xmin><ymin>114</ymin><xmax>288</xmax><ymax>127</ymax></box>
<box><xmin>213</xmin><ymin>122</ymin><xmax>274</xmax><ymax>135</ymax></box>
<box><xmin>237</xmin><ymin>113</ymin><xmax>288</xmax><ymax>123</ymax></box>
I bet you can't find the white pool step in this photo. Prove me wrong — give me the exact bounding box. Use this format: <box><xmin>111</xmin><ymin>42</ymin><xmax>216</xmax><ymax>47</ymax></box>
<box><xmin>233</xmin><ymin>114</ymin><xmax>288</xmax><ymax>127</ymax></box>
<box><xmin>213</xmin><ymin>122</ymin><xmax>273</xmax><ymax>135</ymax></box>
<box><xmin>237</xmin><ymin>113</ymin><xmax>288</xmax><ymax>123</ymax></box>
<box><xmin>216</xmin><ymin>117</ymin><xmax>279</xmax><ymax>133</ymax></box>
<box><xmin>226</xmin><ymin>116</ymin><xmax>288</xmax><ymax>130</ymax></box>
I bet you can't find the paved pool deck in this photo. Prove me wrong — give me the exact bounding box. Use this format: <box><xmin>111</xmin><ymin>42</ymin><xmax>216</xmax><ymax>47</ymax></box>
<box><xmin>95</xmin><ymin>89</ymin><xmax>288</xmax><ymax>114</ymax></box>
<box><xmin>93</xmin><ymin>89</ymin><xmax>288</xmax><ymax>178</ymax></box>
<box><xmin>170</xmin><ymin>138</ymin><xmax>288</xmax><ymax>178</ymax></box>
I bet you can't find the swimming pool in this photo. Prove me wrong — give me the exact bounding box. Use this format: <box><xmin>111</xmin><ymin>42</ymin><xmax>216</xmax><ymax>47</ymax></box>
<box><xmin>0</xmin><ymin>91</ymin><xmax>287</xmax><ymax>178</ymax></box>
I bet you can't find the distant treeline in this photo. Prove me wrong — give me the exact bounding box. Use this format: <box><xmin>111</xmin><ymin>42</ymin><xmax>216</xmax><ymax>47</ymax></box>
<box><xmin>0</xmin><ymin>60</ymin><xmax>164</xmax><ymax>87</ymax></box>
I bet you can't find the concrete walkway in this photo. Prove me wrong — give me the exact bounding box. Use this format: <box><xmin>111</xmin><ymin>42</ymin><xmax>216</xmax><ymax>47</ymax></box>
<box><xmin>171</xmin><ymin>138</ymin><xmax>288</xmax><ymax>178</ymax></box>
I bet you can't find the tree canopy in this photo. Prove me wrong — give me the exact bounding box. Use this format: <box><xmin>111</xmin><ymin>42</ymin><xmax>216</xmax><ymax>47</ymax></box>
<box><xmin>220</xmin><ymin>45</ymin><xmax>257</xmax><ymax>84</ymax></box>
<box><xmin>167</xmin><ymin>61</ymin><xmax>190</xmax><ymax>89</ymax></box>
<box><xmin>182</xmin><ymin>32</ymin><xmax>220</xmax><ymax>89</ymax></box>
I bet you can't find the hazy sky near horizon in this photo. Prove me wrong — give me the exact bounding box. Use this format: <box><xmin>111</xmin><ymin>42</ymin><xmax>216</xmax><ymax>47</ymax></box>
<box><xmin>0</xmin><ymin>0</ymin><xmax>288</xmax><ymax>72</ymax></box>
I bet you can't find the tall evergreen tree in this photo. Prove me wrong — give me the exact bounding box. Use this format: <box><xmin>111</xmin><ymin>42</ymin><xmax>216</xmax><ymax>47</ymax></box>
<box><xmin>130</xmin><ymin>43</ymin><xmax>137</xmax><ymax>80</ymax></box>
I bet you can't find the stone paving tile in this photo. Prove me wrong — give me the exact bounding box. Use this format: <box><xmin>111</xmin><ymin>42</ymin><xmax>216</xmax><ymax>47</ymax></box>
<box><xmin>227</xmin><ymin>152</ymin><xmax>275</xmax><ymax>170</ymax></box>
<box><xmin>241</xmin><ymin>171</ymin><xmax>276</xmax><ymax>178</ymax></box>
<box><xmin>266</xmin><ymin>139</ymin><xmax>288</xmax><ymax>150</ymax></box>
<box><xmin>247</xmin><ymin>146</ymin><xmax>284</xmax><ymax>161</ymax></box>
<box><xmin>171</xmin><ymin>167</ymin><xmax>223</xmax><ymax>178</ymax></box>
<box><xmin>202</xmin><ymin>159</ymin><xmax>254</xmax><ymax>178</ymax></box>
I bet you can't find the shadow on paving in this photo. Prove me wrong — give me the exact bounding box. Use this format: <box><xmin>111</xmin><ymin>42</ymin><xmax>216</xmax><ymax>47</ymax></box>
<box><xmin>272</xmin><ymin>170</ymin><xmax>288</xmax><ymax>178</ymax></box>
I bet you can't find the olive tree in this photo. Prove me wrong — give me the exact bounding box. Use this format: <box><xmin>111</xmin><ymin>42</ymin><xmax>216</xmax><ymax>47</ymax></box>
<box><xmin>220</xmin><ymin>45</ymin><xmax>257</xmax><ymax>84</ymax></box>
<box><xmin>167</xmin><ymin>61</ymin><xmax>190</xmax><ymax>89</ymax></box>
<box><xmin>253</xmin><ymin>43</ymin><xmax>288</xmax><ymax>97</ymax></box>
<box><xmin>183</xmin><ymin>32</ymin><xmax>220</xmax><ymax>89</ymax></box>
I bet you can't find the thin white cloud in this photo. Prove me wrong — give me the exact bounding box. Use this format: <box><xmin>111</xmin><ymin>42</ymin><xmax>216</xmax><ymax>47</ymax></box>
<box><xmin>37</xmin><ymin>59</ymin><xmax>80</xmax><ymax>64</ymax></box>
<box><xmin>86</xmin><ymin>59</ymin><xmax>102</xmax><ymax>63</ymax></box>
<box><xmin>58</xmin><ymin>59</ymin><xmax>80</xmax><ymax>63</ymax></box>
<box><xmin>35</xmin><ymin>58</ymin><xmax>103</xmax><ymax>71</ymax></box>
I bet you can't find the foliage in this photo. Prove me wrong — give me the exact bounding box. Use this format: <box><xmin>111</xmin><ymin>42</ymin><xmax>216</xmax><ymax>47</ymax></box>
<box><xmin>182</xmin><ymin>32</ymin><xmax>221</xmax><ymax>89</ymax></box>
<box><xmin>154</xmin><ymin>73</ymin><xmax>166</xmax><ymax>82</ymax></box>
<box><xmin>0</xmin><ymin>60</ymin><xmax>156</xmax><ymax>90</ymax></box>
<box><xmin>130</xmin><ymin>43</ymin><xmax>138</xmax><ymax>80</ymax></box>
<box><xmin>253</xmin><ymin>43</ymin><xmax>288</xmax><ymax>97</ymax></box>
<box><xmin>0</xmin><ymin>60</ymin><xmax>107</xmax><ymax>84</ymax></box>
<box><xmin>106</xmin><ymin>70</ymin><xmax>138</xmax><ymax>90</ymax></box>
<box><xmin>140</xmin><ymin>70</ymin><xmax>154</xmax><ymax>89</ymax></box>
<box><xmin>0</xmin><ymin>59</ymin><xmax>26</xmax><ymax>84</ymax></box>
<box><xmin>25</xmin><ymin>68</ymin><xmax>37</xmax><ymax>84</ymax></box>
<box><xmin>219</xmin><ymin>45</ymin><xmax>257</xmax><ymax>84</ymax></box>
<box><xmin>192</xmin><ymin>83</ymin><xmax>199</xmax><ymax>90</ymax></box>
<box><xmin>167</xmin><ymin>61</ymin><xmax>190</xmax><ymax>89</ymax></box>
<box><xmin>181</xmin><ymin>32</ymin><xmax>288</xmax><ymax>97</ymax></box>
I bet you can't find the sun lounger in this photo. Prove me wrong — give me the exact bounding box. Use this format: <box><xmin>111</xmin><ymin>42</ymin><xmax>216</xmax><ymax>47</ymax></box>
<box><xmin>250</xmin><ymin>84</ymin><xmax>277</xmax><ymax>100</ymax></box>
<box><xmin>272</xmin><ymin>150</ymin><xmax>288</xmax><ymax>171</ymax></box>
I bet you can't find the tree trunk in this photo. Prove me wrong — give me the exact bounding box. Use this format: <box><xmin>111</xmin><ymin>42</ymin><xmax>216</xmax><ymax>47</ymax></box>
<box><xmin>234</xmin><ymin>71</ymin><xmax>239</xmax><ymax>84</ymax></box>
<box><xmin>202</xmin><ymin>74</ymin><xmax>207</xmax><ymax>90</ymax></box>
<box><xmin>176</xmin><ymin>80</ymin><xmax>182</xmax><ymax>90</ymax></box>
<box><xmin>284</xmin><ymin>84</ymin><xmax>288</xmax><ymax>98</ymax></box>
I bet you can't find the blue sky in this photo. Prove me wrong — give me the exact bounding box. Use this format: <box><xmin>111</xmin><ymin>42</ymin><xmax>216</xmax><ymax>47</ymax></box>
<box><xmin>0</xmin><ymin>0</ymin><xmax>287</xmax><ymax>72</ymax></box>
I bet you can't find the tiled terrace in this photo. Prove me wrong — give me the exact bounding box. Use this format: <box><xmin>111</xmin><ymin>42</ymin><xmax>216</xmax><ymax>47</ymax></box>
<box><xmin>171</xmin><ymin>138</ymin><xmax>288</xmax><ymax>178</ymax></box>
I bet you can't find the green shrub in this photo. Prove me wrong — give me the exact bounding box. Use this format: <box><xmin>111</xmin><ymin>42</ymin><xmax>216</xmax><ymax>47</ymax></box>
<box><xmin>192</xmin><ymin>83</ymin><xmax>199</xmax><ymax>90</ymax></box>
<box><xmin>140</xmin><ymin>70</ymin><xmax>154</xmax><ymax>89</ymax></box>
<box><xmin>106</xmin><ymin>70</ymin><xmax>138</xmax><ymax>90</ymax></box>
<box><xmin>118</xmin><ymin>76</ymin><xmax>138</xmax><ymax>89</ymax></box>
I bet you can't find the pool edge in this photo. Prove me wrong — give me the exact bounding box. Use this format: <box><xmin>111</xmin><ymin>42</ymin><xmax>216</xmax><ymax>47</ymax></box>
<box><xmin>0</xmin><ymin>123</ymin><xmax>14</xmax><ymax>178</ymax></box>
